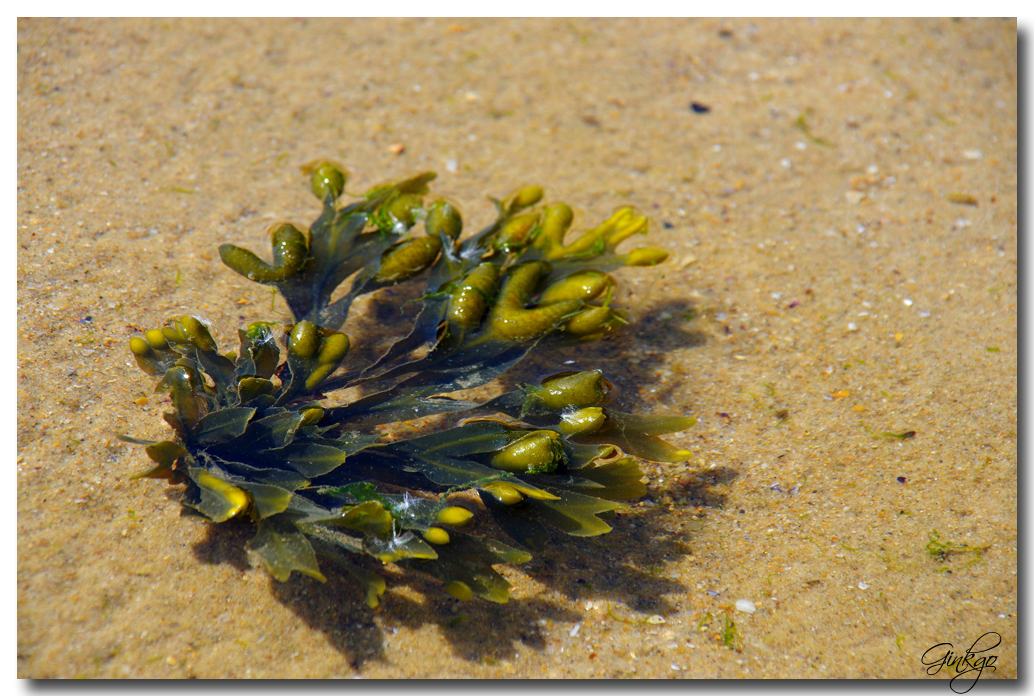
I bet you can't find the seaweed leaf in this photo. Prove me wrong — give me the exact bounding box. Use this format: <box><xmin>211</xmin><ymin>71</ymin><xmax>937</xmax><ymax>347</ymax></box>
<box><xmin>269</xmin><ymin>442</ymin><xmax>348</xmax><ymax>478</ymax></box>
<box><xmin>522</xmin><ymin>488</ymin><xmax>621</xmax><ymax>536</ymax></box>
<box><xmin>402</xmin><ymin>532</ymin><xmax>531</xmax><ymax>604</ymax></box>
<box><xmin>573</xmin><ymin>411</ymin><xmax>694</xmax><ymax>463</ymax></box>
<box><xmin>547</xmin><ymin>457</ymin><xmax>647</xmax><ymax>501</ymax></box>
<box><xmin>131</xmin><ymin>440</ymin><xmax>188</xmax><ymax>481</ymax></box>
<box><xmin>248</xmin><ymin>513</ymin><xmax>327</xmax><ymax>582</ymax></box>
<box><xmin>236</xmin><ymin>481</ymin><xmax>293</xmax><ymax>519</ymax></box>
<box><xmin>185</xmin><ymin>467</ymin><xmax>250</xmax><ymax>523</ymax></box>
<box><xmin>192</xmin><ymin>407</ymin><xmax>256</xmax><ymax>445</ymax></box>
<box><xmin>233</xmin><ymin>410</ymin><xmax>305</xmax><ymax>451</ymax></box>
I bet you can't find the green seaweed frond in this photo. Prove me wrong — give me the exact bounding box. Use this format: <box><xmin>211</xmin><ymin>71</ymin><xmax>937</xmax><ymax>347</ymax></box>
<box><xmin>925</xmin><ymin>529</ymin><xmax>985</xmax><ymax>568</ymax></box>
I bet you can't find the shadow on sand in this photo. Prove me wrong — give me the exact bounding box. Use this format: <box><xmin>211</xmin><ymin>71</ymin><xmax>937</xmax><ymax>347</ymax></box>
<box><xmin>191</xmin><ymin>479</ymin><xmax>733</xmax><ymax>672</ymax></box>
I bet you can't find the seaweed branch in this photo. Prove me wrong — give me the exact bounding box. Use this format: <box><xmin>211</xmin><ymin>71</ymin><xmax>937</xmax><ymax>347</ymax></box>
<box><xmin>123</xmin><ymin>162</ymin><xmax>693</xmax><ymax>606</ymax></box>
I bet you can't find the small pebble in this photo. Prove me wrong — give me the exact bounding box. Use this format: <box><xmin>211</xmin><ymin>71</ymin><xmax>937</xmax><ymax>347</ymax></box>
<box><xmin>646</xmin><ymin>615</ymin><xmax>666</xmax><ymax>625</ymax></box>
<box><xmin>569</xmin><ymin>623</ymin><xmax>580</xmax><ymax>637</ymax></box>
<box><xmin>735</xmin><ymin>599</ymin><xmax>757</xmax><ymax>614</ymax></box>
<box><xmin>858</xmin><ymin>582</ymin><xmax>870</xmax><ymax>590</ymax></box>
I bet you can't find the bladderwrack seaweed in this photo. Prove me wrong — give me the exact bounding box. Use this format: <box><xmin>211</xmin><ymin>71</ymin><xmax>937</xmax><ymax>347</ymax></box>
<box><xmin>122</xmin><ymin>164</ymin><xmax>695</xmax><ymax>605</ymax></box>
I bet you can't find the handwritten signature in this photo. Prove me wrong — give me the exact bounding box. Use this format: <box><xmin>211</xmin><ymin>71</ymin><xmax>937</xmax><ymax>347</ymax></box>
<box><xmin>921</xmin><ymin>632</ymin><xmax>1000</xmax><ymax>693</ymax></box>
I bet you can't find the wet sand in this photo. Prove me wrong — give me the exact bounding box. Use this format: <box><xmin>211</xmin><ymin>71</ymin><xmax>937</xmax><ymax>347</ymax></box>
<box><xmin>17</xmin><ymin>18</ymin><xmax>1017</xmax><ymax>678</ymax></box>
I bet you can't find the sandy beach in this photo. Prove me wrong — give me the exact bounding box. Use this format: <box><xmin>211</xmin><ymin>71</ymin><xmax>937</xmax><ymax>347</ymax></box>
<box><xmin>17</xmin><ymin>18</ymin><xmax>1016</xmax><ymax>679</ymax></box>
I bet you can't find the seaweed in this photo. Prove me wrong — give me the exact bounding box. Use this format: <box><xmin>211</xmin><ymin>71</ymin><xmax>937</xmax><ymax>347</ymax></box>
<box><xmin>924</xmin><ymin>529</ymin><xmax>985</xmax><ymax>568</ymax></box>
<box><xmin>123</xmin><ymin>162</ymin><xmax>694</xmax><ymax>606</ymax></box>
<box><xmin>721</xmin><ymin>612</ymin><xmax>740</xmax><ymax>650</ymax></box>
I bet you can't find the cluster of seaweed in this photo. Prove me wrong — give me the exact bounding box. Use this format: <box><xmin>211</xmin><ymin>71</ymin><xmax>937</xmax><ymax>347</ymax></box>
<box><xmin>124</xmin><ymin>162</ymin><xmax>694</xmax><ymax>606</ymax></box>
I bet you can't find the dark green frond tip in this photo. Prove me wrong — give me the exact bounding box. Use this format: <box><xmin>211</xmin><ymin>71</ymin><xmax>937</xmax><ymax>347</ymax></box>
<box><xmin>124</xmin><ymin>162</ymin><xmax>695</xmax><ymax>608</ymax></box>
